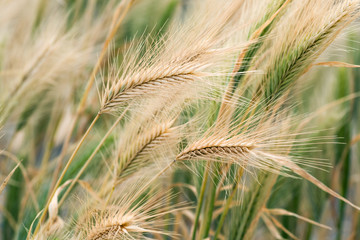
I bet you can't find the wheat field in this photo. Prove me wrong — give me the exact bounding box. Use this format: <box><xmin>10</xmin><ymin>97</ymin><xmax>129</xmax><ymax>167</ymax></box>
<box><xmin>0</xmin><ymin>0</ymin><xmax>360</xmax><ymax>239</ymax></box>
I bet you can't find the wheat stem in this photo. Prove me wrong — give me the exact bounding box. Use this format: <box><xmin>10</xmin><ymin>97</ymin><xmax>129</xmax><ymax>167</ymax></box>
<box><xmin>199</xmin><ymin>162</ymin><xmax>220</xmax><ymax>239</ymax></box>
<box><xmin>191</xmin><ymin>162</ymin><xmax>209</xmax><ymax>240</ymax></box>
<box><xmin>49</xmin><ymin>0</ymin><xmax>134</xmax><ymax>196</ymax></box>
<box><xmin>34</xmin><ymin>113</ymin><xmax>100</xmax><ymax>235</ymax></box>
<box><xmin>40</xmin><ymin>101</ymin><xmax>62</xmax><ymax>174</ymax></box>
<box><xmin>214</xmin><ymin>167</ymin><xmax>244</xmax><ymax>239</ymax></box>
<box><xmin>58</xmin><ymin>108</ymin><xmax>129</xmax><ymax>207</ymax></box>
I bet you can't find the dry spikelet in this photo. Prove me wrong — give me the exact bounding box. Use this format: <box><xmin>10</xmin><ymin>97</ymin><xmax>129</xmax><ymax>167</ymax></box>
<box><xmin>30</xmin><ymin>181</ymin><xmax>71</xmax><ymax>240</ymax></box>
<box><xmin>0</xmin><ymin>161</ymin><xmax>20</xmax><ymax>195</ymax></box>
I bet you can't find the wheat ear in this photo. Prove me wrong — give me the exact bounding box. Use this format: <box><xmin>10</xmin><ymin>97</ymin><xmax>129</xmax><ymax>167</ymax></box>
<box><xmin>81</xmin><ymin>183</ymin><xmax>186</xmax><ymax>240</ymax></box>
<box><xmin>262</xmin><ymin>1</ymin><xmax>360</xmax><ymax>103</ymax></box>
<box><xmin>116</xmin><ymin>121</ymin><xmax>176</xmax><ymax>181</ymax></box>
<box><xmin>177</xmin><ymin>134</ymin><xmax>360</xmax><ymax>211</ymax></box>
